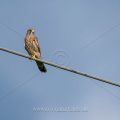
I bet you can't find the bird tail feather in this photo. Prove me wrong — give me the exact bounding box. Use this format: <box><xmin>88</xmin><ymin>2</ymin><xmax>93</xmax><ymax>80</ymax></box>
<box><xmin>36</xmin><ymin>61</ymin><xmax>47</xmax><ymax>73</ymax></box>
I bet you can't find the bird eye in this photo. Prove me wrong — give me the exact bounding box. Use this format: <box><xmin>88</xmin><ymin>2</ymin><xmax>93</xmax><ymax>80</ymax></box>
<box><xmin>27</xmin><ymin>29</ymin><xmax>34</xmax><ymax>34</ymax></box>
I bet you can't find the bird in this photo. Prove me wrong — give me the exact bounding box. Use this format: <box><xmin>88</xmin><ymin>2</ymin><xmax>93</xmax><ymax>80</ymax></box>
<box><xmin>24</xmin><ymin>28</ymin><xmax>47</xmax><ymax>72</ymax></box>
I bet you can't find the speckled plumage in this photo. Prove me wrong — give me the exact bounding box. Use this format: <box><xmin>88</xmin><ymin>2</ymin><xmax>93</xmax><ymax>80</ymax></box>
<box><xmin>24</xmin><ymin>29</ymin><xmax>47</xmax><ymax>72</ymax></box>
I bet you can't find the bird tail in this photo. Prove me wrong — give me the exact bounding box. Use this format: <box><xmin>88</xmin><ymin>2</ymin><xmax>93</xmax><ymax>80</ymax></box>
<box><xmin>36</xmin><ymin>61</ymin><xmax>47</xmax><ymax>73</ymax></box>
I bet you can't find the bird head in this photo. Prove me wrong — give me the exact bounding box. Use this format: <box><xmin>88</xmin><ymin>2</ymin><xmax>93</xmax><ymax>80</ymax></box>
<box><xmin>27</xmin><ymin>28</ymin><xmax>35</xmax><ymax>34</ymax></box>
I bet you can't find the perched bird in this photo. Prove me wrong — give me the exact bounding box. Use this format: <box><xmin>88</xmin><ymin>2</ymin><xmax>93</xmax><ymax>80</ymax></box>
<box><xmin>24</xmin><ymin>29</ymin><xmax>47</xmax><ymax>72</ymax></box>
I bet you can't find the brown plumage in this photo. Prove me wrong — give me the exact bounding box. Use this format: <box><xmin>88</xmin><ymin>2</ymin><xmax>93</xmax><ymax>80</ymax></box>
<box><xmin>24</xmin><ymin>29</ymin><xmax>47</xmax><ymax>72</ymax></box>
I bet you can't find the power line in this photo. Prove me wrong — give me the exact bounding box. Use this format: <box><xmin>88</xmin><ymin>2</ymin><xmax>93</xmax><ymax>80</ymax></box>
<box><xmin>0</xmin><ymin>47</ymin><xmax>120</xmax><ymax>88</ymax></box>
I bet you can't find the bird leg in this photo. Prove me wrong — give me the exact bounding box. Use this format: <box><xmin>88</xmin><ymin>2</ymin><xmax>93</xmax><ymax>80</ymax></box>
<box><xmin>29</xmin><ymin>54</ymin><xmax>36</xmax><ymax>61</ymax></box>
<box><xmin>31</xmin><ymin>54</ymin><xmax>36</xmax><ymax>59</ymax></box>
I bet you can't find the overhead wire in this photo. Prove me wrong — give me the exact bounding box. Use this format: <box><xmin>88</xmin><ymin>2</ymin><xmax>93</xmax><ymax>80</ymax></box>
<box><xmin>0</xmin><ymin>47</ymin><xmax>120</xmax><ymax>88</ymax></box>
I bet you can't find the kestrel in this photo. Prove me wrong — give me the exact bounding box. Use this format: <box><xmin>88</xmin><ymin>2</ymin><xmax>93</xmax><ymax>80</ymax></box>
<box><xmin>24</xmin><ymin>29</ymin><xmax>47</xmax><ymax>72</ymax></box>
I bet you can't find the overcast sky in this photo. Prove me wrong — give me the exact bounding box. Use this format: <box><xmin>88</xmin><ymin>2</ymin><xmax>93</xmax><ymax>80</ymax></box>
<box><xmin>0</xmin><ymin>0</ymin><xmax>120</xmax><ymax>120</ymax></box>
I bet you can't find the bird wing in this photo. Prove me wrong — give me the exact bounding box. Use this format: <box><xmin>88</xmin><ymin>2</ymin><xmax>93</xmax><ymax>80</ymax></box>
<box><xmin>32</xmin><ymin>35</ymin><xmax>42</xmax><ymax>58</ymax></box>
<box><xmin>35</xmin><ymin>36</ymin><xmax>41</xmax><ymax>54</ymax></box>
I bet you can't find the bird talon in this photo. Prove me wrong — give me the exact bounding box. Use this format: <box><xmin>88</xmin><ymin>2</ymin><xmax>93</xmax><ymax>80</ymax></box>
<box><xmin>32</xmin><ymin>55</ymin><xmax>36</xmax><ymax>59</ymax></box>
<box><xmin>28</xmin><ymin>55</ymin><xmax>36</xmax><ymax>61</ymax></box>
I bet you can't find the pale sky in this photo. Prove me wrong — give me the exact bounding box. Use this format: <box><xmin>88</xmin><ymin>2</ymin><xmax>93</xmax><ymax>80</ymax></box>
<box><xmin>0</xmin><ymin>0</ymin><xmax>120</xmax><ymax>120</ymax></box>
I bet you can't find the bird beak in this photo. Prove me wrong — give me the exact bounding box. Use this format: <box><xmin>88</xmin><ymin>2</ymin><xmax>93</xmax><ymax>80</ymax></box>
<box><xmin>31</xmin><ymin>29</ymin><xmax>35</xmax><ymax>33</ymax></box>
